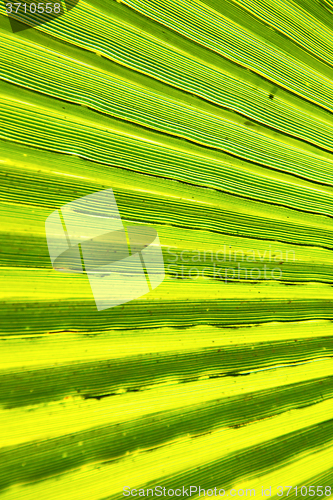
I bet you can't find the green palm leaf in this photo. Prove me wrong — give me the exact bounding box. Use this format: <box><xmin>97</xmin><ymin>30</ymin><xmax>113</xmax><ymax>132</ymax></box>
<box><xmin>1</xmin><ymin>0</ymin><xmax>333</xmax><ymax>498</ymax></box>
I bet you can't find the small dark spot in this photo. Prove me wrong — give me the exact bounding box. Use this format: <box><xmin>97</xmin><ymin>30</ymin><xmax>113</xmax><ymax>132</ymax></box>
<box><xmin>83</xmin><ymin>393</ymin><xmax>115</xmax><ymax>400</ymax></box>
<box><xmin>229</xmin><ymin>423</ymin><xmax>243</xmax><ymax>429</ymax></box>
<box><xmin>269</xmin><ymin>93</ymin><xmax>274</xmax><ymax>100</ymax></box>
